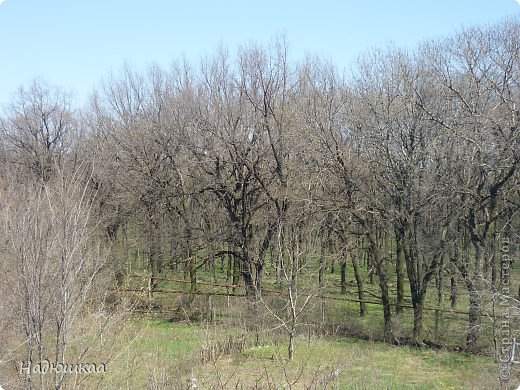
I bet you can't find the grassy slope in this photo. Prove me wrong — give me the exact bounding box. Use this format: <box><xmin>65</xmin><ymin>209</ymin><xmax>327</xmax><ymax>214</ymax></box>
<box><xmin>90</xmin><ymin>319</ymin><xmax>507</xmax><ymax>390</ymax></box>
<box><xmin>103</xmin><ymin>242</ymin><xmax>520</xmax><ymax>388</ymax></box>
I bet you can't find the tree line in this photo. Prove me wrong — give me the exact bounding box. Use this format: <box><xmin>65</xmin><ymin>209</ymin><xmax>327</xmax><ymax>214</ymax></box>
<box><xmin>1</xmin><ymin>19</ymin><xmax>519</xmax><ymax>376</ymax></box>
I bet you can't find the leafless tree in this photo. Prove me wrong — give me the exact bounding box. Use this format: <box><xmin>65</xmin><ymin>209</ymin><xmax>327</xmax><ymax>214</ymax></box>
<box><xmin>418</xmin><ymin>20</ymin><xmax>520</xmax><ymax>349</ymax></box>
<box><xmin>0</xmin><ymin>79</ymin><xmax>75</xmax><ymax>182</ymax></box>
<box><xmin>1</xmin><ymin>164</ymin><xmax>108</xmax><ymax>389</ymax></box>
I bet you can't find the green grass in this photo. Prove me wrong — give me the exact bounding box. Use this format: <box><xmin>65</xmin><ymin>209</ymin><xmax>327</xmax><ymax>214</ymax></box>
<box><xmin>131</xmin><ymin>320</ymin><xmax>199</xmax><ymax>358</ymax></box>
<box><xmin>89</xmin><ymin>319</ymin><xmax>502</xmax><ymax>389</ymax></box>
<box><xmin>100</xmin><ymin>239</ymin><xmax>520</xmax><ymax>388</ymax></box>
<box><xmin>222</xmin><ymin>335</ymin><xmax>506</xmax><ymax>389</ymax></box>
<box><xmin>6</xmin><ymin>307</ymin><xmax>502</xmax><ymax>390</ymax></box>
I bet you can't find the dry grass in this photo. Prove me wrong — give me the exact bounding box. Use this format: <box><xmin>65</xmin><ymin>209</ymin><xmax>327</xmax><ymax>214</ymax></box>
<box><xmin>68</xmin><ymin>318</ymin><xmax>509</xmax><ymax>389</ymax></box>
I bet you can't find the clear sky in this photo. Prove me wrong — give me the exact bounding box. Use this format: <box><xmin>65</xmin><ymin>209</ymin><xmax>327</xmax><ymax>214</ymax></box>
<box><xmin>1</xmin><ymin>0</ymin><xmax>519</xmax><ymax>107</ymax></box>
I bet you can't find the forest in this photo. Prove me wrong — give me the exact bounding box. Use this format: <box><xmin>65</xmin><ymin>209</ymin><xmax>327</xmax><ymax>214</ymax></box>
<box><xmin>0</xmin><ymin>18</ymin><xmax>519</xmax><ymax>390</ymax></box>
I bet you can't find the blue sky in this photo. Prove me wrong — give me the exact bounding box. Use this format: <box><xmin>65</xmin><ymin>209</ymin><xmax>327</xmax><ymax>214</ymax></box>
<box><xmin>0</xmin><ymin>0</ymin><xmax>519</xmax><ymax>107</ymax></box>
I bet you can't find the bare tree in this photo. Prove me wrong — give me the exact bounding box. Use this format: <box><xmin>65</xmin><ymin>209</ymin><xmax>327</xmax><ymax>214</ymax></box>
<box><xmin>1</xmin><ymin>164</ymin><xmax>108</xmax><ymax>389</ymax></box>
<box><xmin>419</xmin><ymin>21</ymin><xmax>520</xmax><ymax>349</ymax></box>
<box><xmin>261</xmin><ymin>207</ymin><xmax>321</xmax><ymax>360</ymax></box>
<box><xmin>0</xmin><ymin>79</ymin><xmax>75</xmax><ymax>182</ymax></box>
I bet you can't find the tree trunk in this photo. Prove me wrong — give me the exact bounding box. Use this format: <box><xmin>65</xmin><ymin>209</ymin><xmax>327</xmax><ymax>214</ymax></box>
<box><xmin>434</xmin><ymin>255</ymin><xmax>444</xmax><ymax>342</ymax></box>
<box><xmin>367</xmin><ymin>231</ymin><xmax>394</xmax><ymax>342</ymax></box>
<box><xmin>379</xmin><ymin>269</ymin><xmax>394</xmax><ymax>342</ymax></box>
<box><xmin>450</xmin><ymin>276</ymin><xmax>458</xmax><ymax>309</ymax></box>
<box><xmin>466</xmin><ymin>281</ymin><xmax>481</xmax><ymax>351</ymax></box>
<box><xmin>395</xmin><ymin>231</ymin><xmax>405</xmax><ymax>314</ymax></box>
<box><xmin>340</xmin><ymin>257</ymin><xmax>347</xmax><ymax>294</ymax></box>
<box><xmin>233</xmin><ymin>255</ymin><xmax>240</xmax><ymax>293</ymax></box>
<box><xmin>242</xmin><ymin>256</ymin><xmax>257</xmax><ymax>299</ymax></box>
<box><xmin>189</xmin><ymin>255</ymin><xmax>197</xmax><ymax>293</ymax></box>
<box><xmin>368</xmin><ymin>253</ymin><xmax>374</xmax><ymax>284</ymax></box>
<box><xmin>256</xmin><ymin>222</ymin><xmax>276</xmax><ymax>298</ymax></box>
<box><xmin>185</xmin><ymin>236</ymin><xmax>197</xmax><ymax>293</ymax></box>
<box><xmin>465</xmin><ymin>231</ymin><xmax>485</xmax><ymax>350</ymax></box>
<box><xmin>149</xmin><ymin>240</ymin><xmax>159</xmax><ymax>294</ymax></box>
<box><xmin>255</xmin><ymin>262</ymin><xmax>263</xmax><ymax>297</ymax></box>
<box><xmin>412</xmin><ymin>298</ymin><xmax>424</xmax><ymax>344</ymax></box>
<box><xmin>147</xmin><ymin>213</ymin><xmax>161</xmax><ymax>295</ymax></box>
<box><xmin>351</xmin><ymin>254</ymin><xmax>366</xmax><ymax>316</ymax></box>
<box><xmin>226</xmin><ymin>249</ymin><xmax>232</xmax><ymax>282</ymax></box>
<box><xmin>401</xmin><ymin>218</ymin><xmax>436</xmax><ymax>345</ymax></box>
<box><xmin>288</xmin><ymin>331</ymin><xmax>295</xmax><ymax>361</ymax></box>
<box><xmin>319</xmin><ymin>244</ymin><xmax>325</xmax><ymax>288</ymax></box>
